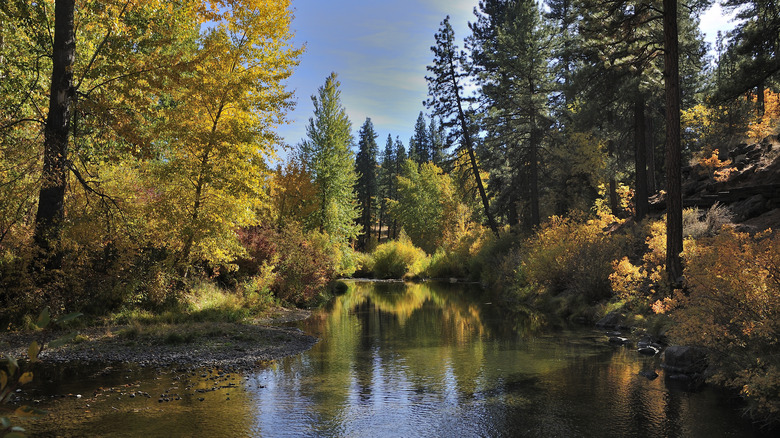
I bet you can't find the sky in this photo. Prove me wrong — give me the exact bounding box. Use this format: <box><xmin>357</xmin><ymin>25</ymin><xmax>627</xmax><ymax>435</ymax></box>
<box><xmin>275</xmin><ymin>1</ymin><xmax>740</xmax><ymax>160</ymax></box>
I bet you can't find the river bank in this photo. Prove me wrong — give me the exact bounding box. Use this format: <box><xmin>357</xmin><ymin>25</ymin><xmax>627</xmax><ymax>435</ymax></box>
<box><xmin>0</xmin><ymin>308</ymin><xmax>317</xmax><ymax>370</ymax></box>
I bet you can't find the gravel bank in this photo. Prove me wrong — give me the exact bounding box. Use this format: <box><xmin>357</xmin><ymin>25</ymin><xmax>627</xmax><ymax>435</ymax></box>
<box><xmin>0</xmin><ymin>310</ymin><xmax>317</xmax><ymax>370</ymax></box>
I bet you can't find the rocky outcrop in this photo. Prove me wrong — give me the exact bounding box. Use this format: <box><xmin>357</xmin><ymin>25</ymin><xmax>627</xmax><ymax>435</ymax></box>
<box><xmin>651</xmin><ymin>135</ymin><xmax>780</xmax><ymax>229</ymax></box>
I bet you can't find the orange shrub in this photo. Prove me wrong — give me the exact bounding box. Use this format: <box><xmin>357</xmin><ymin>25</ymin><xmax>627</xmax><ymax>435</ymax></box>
<box><xmin>670</xmin><ymin>228</ymin><xmax>780</xmax><ymax>423</ymax></box>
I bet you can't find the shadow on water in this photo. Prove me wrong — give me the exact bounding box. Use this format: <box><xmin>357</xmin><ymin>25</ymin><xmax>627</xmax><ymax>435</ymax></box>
<box><xmin>16</xmin><ymin>280</ymin><xmax>772</xmax><ymax>437</ymax></box>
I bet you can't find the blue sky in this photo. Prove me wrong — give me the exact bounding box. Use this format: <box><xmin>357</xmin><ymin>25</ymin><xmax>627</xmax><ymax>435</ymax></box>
<box><xmin>276</xmin><ymin>1</ymin><xmax>738</xmax><ymax>159</ymax></box>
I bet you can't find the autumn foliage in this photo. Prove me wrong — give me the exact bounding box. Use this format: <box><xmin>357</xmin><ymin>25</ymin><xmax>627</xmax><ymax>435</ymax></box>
<box><xmin>668</xmin><ymin>229</ymin><xmax>780</xmax><ymax>424</ymax></box>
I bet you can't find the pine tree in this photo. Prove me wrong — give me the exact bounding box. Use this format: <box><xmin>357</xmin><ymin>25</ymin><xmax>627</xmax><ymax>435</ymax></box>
<box><xmin>391</xmin><ymin>137</ymin><xmax>407</xmax><ymax>239</ymax></box>
<box><xmin>409</xmin><ymin>111</ymin><xmax>431</xmax><ymax>164</ymax></box>
<box><xmin>715</xmin><ymin>0</ymin><xmax>780</xmax><ymax>102</ymax></box>
<box><xmin>426</xmin><ymin>16</ymin><xmax>499</xmax><ymax>236</ymax></box>
<box><xmin>429</xmin><ymin>116</ymin><xmax>446</xmax><ymax>167</ymax></box>
<box><xmin>470</xmin><ymin>0</ymin><xmax>553</xmax><ymax>228</ymax></box>
<box><xmin>377</xmin><ymin>134</ymin><xmax>396</xmax><ymax>243</ymax></box>
<box><xmin>300</xmin><ymin>72</ymin><xmax>360</xmax><ymax>248</ymax></box>
<box><xmin>355</xmin><ymin>118</ymin><xmax>379</xmax><ymax>250</ymax></box>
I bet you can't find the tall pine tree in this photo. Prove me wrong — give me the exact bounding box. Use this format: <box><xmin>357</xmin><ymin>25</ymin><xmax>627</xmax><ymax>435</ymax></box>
<box><xmin>426</xmin><ymin>16</ymin><xmax>499</xmax><ymax>235</ymax></box>
<box><xmin>355</xmin><ymin>118</ymin><xmax>379</xmax><ymax>250</ymax></box>
<box><xmin>470</xmin><ymin>0</ymin><xmax>553</xmax><ymax>228</ymax></box>
<box><xmin>409</xmin><ymin>111</ymin><xmax>431</xmax><ymax>164</ymax></box>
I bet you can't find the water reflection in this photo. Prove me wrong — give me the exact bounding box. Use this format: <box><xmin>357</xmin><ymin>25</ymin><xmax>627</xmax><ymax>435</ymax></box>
<box><xmin>18</xmin><ymin>281</ymin><xmax>766</xmax><ymax>437</ymax></box>
<box><xmin>247</xmin><ymin>281</ymin><xmax>763</xmax><ymax>437</ymax></box>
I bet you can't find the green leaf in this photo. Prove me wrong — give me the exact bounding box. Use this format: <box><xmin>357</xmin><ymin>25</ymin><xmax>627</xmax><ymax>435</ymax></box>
<box><xmin>53</xmin><ymin>312</ymin><xmax>83</xmax><ymax>325</ymax></box>
<box><xmin>47</xmin><ymin>333</ymin><xmax>77</xmax><ymax>349</ymax></box>
<box><xmin>1</xmin><ymin>415</ymin><xmax>10</xmax><ymax>428</ymax></box>
<box><xmin>27</xmin><ymin>341</ymin><xmax>41</xmax><ymax>363</ymax></box>
<box><xmin>5</xmin><ymin>433</ymin><xmax>27</xmax><ymax>438</ymax></box>
<box><xmin>36</xmin><ymin>308</ymin><xmax>51</xmax><ymax>329</ymax></box>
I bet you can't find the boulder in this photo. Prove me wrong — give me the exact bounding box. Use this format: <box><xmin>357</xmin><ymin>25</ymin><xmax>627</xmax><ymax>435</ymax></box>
<box><xmin>661</xmin><ymin>346</ymin><xmax>708</xmax><ymax>375</ymax></box>
<box><xmin>595</xmin><ymin>311</ymin><xmax>627</xmax><ymax>329</ymax></box>
<box><xmin>608</xmin><ymin>336</ymin><xmax>631</xmax><ymax>345</ymax></box>
<box><xmin>639</xmin><ymin>369</ymin><xmax>659</xmax><ymax>380</ymax></box>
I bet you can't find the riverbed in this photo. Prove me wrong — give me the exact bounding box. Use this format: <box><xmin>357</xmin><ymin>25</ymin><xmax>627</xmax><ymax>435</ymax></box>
<box><xmin>15</xmin><ymin>280</ymin><xmax>769</xmax><ymax>437</ymax></box>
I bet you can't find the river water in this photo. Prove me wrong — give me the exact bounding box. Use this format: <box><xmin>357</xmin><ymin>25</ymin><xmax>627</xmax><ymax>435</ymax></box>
<box><xmin>20</xmin><ymin>281</ymin><xmax>767</xmax><ymax>437</ymax></box>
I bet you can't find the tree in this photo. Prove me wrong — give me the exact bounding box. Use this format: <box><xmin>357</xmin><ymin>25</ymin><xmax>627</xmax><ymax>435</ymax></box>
<box><xmin>428</xmin><ymin>116</ymin><xmax>447</xmax><ymax>167</ymax></box>
<box><xmin>33</xmin><ymin>0</ymin><xmax>75</xmax><ymax>271</ymax></box>
<box><xmin>663</xmin><ymin>0</ymin><xmax>683</xmax><ymax>285</ymax></box>
<box><xmin>409</xmin><ymin>111</ymin><xmax>430</xmax><ymax>164</ymax></box>
<box><xmin>470</xmin><ymin>0</ymin><xmax>553</xmax><ymax>228</ymax></box>
<box><xmin>300</xmin><ymin>72</ymin><xmax>360</xmax><ymax>250</ymax></box>
<box><xmin>715</xmin><ymin>0</ymin><xmax>780</xmax><ymax>102</ymax></box>
<box><xmin>355</xmin><ymin>118</ymin><xmax>379</xmax><ymax>250</ymax></box>
<box><xmin>150</xmin><ymin>0</ymin><xmax>301</xmax><ymax>270</ymax></box>
<box><xmin>426</xmin><ymin>16</ymin><xmax>499</xmax><ymax>236</ymax></box>
<box><xmin>377</xmin><ymin>134</ymin><xmax>397</xmax><ymax>243</ymax></box>
<box><xmin>388</xmin><ymin>160</ymin><xmax>464</xmax><ymax>254</ymax></box>
<box><xmin>391</xmin><ymin>137</ymin><xmax>408</xmax><ymax>239</ymax></box>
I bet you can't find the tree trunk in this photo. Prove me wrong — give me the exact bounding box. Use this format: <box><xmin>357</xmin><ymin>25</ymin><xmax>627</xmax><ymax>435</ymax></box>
<box><xmin>528</xmin><ymin>121</ymin><xmax>541</xmax><ymax>228</ymax></box>
<box><xmin>646</xmin><ymin>116</ymin><xmax>656</xmax><ymax>194</ymax></box>
<box><xmin>663</xmin><ymin>0</ymin><xmax>683</xmax><ymax>286</ymax></box>
<box><xmin>634</xmin><ymin>93</ymin><xmax>649</xmax><ymax>221</ymax></box>
<box><xmin>33</xmin><ymin>0</ymin><xmax>76</xmax><ymax>271</ymax></box>
<box><xmin>449</xmin><ymin>62</ymin><xmax>499</xmax><ymax>236</ymax></box>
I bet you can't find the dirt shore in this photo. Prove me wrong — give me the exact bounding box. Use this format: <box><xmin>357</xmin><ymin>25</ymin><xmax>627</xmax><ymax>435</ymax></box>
<box><xmin>0</xmin><ymin>308</ymin><xmax>317</xmax><ymax>370</ymax></box>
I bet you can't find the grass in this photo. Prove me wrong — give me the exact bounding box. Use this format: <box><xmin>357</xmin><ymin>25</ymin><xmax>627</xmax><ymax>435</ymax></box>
<box><xmin>107</xmin><ymin>279</ymin><xmax>276</xmax><ymax>326</ymax></box>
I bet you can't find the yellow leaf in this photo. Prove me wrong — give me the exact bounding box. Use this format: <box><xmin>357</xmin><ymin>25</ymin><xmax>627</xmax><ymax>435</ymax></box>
<box><xmin>0</xmin><ymin>370</ymin><xmax>7</xmax><ymax>389</ymax></box>
<box><xmin>28</xmin><ymin>341</ymin><xmax>41</xmax><ymax>363</ymax></box>
<box><xmin>18</xmin><ymin>372</ymin><xmax>33</xmax><ymax>385</ymax></box>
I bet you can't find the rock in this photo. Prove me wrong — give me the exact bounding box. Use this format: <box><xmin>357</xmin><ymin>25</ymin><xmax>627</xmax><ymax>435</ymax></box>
<box><xmin>596</xmin><ymin>311</ymin><xmax>627</xmax><ymax>329</ymax></box>
<box><xmin>637</xmin><ymin>338</ymin><xmax>663</xmax><ymax>355</ymax></box>
<box><xmin>732</xmin><ymin>194</ymin><xmax>769</xmax><ymax>221</ymax></box>
<box><xmin>637</xmin><ymin>345</ymin><xmax>660</xmax><ymax>356</ymax></box>
<box><xmin>608</xmin><ymin>336</ymin><xmax>631</xmax><ymax>345</ymax></box>
<box><xmin>662</xmin><ymin>346</ymin><xmax>708</xmax><ymax>375</ymax></box>
<box><xmin>639</xmin><ymin>370</ymin><xmax>659</xmax><ymax>380</ymax></box>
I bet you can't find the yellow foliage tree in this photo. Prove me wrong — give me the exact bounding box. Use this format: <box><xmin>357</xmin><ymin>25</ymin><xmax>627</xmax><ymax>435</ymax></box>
<box><xmin>145</xmin><ymin>0</ymin><xmax>301</xmax><ymax>270</ymax></box>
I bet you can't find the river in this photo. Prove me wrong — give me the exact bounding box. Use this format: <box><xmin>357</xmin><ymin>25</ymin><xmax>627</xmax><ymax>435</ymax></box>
<box><xmin>19</xmin><ymin>280</ymin><xmax>768</xmax><ymax>437</ymax></box>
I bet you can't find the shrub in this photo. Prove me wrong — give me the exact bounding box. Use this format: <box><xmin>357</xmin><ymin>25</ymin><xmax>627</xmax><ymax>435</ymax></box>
<box><xmin>668</xmin><ymin>228</ymin><xmax>780</xmax><ymax>425</ymax></box>
<box><xmin>370</xmin><ymin>234</ymin><xmax>428</xmax><ymax>279</ymax></box>
<box><xmin>236</xmin><ymin>224</ymin><xmax>337</xmax><ymax>306</ymax></box>
<box><xmin>523</xmin><ymin>213</ymin><xmax>623</xmax><ymax>303</ymax></box>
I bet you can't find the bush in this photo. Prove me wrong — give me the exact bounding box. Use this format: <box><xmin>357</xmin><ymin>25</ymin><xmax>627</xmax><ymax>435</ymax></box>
<box><xmin>370</xmin><ymin>234</ymin><xmax>428</xmax><ymax>279</ymax></box>
<box><xmin>523</xmin><ymin>213</ymin><xmax>623</xmax><ymax>303</ymax></box>
<box><xmin>236</xmin><ymin>224</ymin><xmax>337</xmax><ymax>306</ymax></box>
<box><xmin>667</xmin><ymin>228</ymin><xmax>780</xmax><ymax>425</ymax></box>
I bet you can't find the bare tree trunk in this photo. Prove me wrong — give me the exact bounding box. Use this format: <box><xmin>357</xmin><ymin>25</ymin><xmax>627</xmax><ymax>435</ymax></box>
<box><xmin>663</xmin><ymin>0</ymin><xmax>683</xmax><ymax>286</ymax></box>
<box><xmin>34</xmin><ymin>0</ymin><xmax>76</xmax><ymax>271</ymax></box>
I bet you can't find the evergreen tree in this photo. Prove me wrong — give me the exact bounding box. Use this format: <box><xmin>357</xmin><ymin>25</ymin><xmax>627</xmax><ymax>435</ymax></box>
<box><xmin>470</xmin><ymin>0</ymin><xmax>553</xmax><ymax>228</ymax></box>
<box><xmin>429</xmin><ymin>116</ymin><xmax>447</xmax><ymax>167</ymax></box>
<box><xmin>377</xmin><ymin>134</ymin><xmax>396</xmax><ymax>243</ymax></box>
<box><xmin>716</xmin><ymin>0</ymin><xmax>780</xmax><ymax>102</ymax></box>
<box><xmin>409</xmin><ymin>111</ymin><xmax>431</xmax><ymax>164</ymax></box>
<box><xmin>355</xmin><ymin>118</ymin><xmax>379</xmax><ymax>250</ymax></box>
<box><xmin>391</xmin><ymin>136</ymin><xmax>407</xmax><ymax>239</ymax></box>
<box><xmin>426</xmin><ymin>16</ymin><xmax>499</xmax><ymax>235</ymax></box>
<box><xmin>300</xmin><ymin>72</ymin><xmax>360</xmax><ymax>249</ymax></box>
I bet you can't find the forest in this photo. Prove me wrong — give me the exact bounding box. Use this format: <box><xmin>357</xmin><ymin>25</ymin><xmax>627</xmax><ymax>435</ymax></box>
<box><xmin>1</xmin><ymin>0</ymin><xmax>779</xmax><ymax>428</ymax></box>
